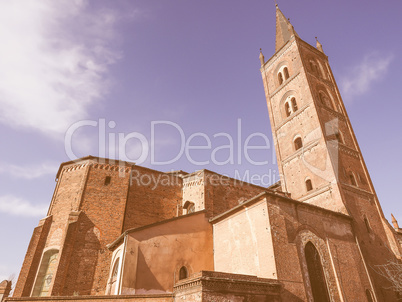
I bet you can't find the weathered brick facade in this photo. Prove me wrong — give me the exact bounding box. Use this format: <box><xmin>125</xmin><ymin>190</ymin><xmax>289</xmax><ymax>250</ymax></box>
<box><xmin>5</xmin><ymin>5</ymin><xmax>402</xmax><ymax>302</ymax></box>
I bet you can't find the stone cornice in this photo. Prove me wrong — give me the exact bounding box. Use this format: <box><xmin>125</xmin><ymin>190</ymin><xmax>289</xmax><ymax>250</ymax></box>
<box><xmin>341</xmin><ymin>183</ymin><xmax>374</xmax><ymax>198</ymax></box>
<box><xmin>297</xmin><ymin>38</ymin><xmax>328</xmax><ymax>61</ymax></box>
<box><xmin>61</xmin><ymin>161</ymin><xmax>131</xmax><ymax>175</ymax></box>
<box><xmin>298</xmin><ymin>183</ymin><xmax>332</xmax><ymax>202</ymax></box>
<box><xmin>282</xmin><ymin>139</ymin><xmax>320</xmax><ymax>165</ymax></box>
<box><xmin>56</xmin><ymin>156</ymin><xmax>135</xmax><ymax>179</ymax></box>
<box><xmin>263</xmin><ymin>38</ymin><xmax>297</xmax><ymax>69</ymax></box>
<box><xmin>173</xmin><ymin>271</ymin><xmax>281</xmax><ymax>296</ymax></box>
<box><xmin>275</xmin><ymin>103</ymin><xmax>310</xmax><ymax>131</ymax></box>
<box><xmin>318</xmin><ymin>104</ymin><xmax>346</xmax><ymax>121</ymax></box>
<box><xmin>326</xmin><ymin>142</ymin><xmax>360</xmax><ymax>159</ymax></box>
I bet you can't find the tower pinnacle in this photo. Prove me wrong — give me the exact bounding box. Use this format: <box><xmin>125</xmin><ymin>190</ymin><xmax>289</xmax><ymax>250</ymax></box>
<box><xmin>275</xmin><ymin>5</ymin><xmax>298</xmax><ymax>51</ymax></box>
<box><xmin>315</xmin><ymin>37</ymin><xmax>324</xmax><ymax>53</ymax></box>
<box><xmin>391</xmin><ymin>213</ymin><xmax>399</xmax><ymax>229</ymax></box>
<box><xmin>259</xmin><ymin>48</ymin><xmax>265</xmax><ymax>66</ymax></box>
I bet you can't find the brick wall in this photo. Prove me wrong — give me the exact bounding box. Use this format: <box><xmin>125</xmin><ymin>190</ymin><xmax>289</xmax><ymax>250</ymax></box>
<box><xmin>13</xmin><ymin>216</ymin><xmax>52</xmax><ymax>297</ymax></box>
<box><xmin>203</xmin><ymin>170</ymin><xmax>265</xmax><ymax>217</ymax></box>
<box><xmin>123</xmin><ymin>166</ymin><xmax>182</xmax><ymax>231</ymax></box>
<box><xmin>60</xmin><ymin>163</ymin><xmax>131</xmax><ymax>296</ymax></box>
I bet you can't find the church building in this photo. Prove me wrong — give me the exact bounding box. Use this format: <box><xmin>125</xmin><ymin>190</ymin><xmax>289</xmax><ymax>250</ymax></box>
<box><xmin>3</xmin><ymin>5</ymin><xmax>402</xmax><ymax>302</ymax></box>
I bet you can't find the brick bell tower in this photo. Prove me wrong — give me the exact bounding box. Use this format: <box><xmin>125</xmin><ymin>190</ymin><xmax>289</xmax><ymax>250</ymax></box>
<box><xmin>260</xmin><ymin>5</ymin><xmax>402</xmax><ymax>300</ymax></box>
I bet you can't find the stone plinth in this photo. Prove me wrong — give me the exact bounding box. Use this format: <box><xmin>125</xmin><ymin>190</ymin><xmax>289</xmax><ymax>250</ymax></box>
<box><xmin>173</xmin><ymin>271</ymin><xmax>282</xmax><ymax>301</ymax></box>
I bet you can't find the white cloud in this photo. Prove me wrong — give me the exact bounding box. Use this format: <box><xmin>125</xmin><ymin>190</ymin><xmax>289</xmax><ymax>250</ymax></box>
<box><xmin>0</xmin><ymin>195</ymin><xmax>48</xmax><ymax>217</ymax></box>
<box><xmin>0</xmin><ymin>0</ymin><xmax>123</xmax><ymax>138</ymax></box>
<box><xmin>0</xmin><ymin>162</ymin><xmax>58</xmax><ymax>179</ymax></box>
<box><xmin>340</xmin><ymin>53</ymin><xmax>394</xmax><ymax>101</ymax></box>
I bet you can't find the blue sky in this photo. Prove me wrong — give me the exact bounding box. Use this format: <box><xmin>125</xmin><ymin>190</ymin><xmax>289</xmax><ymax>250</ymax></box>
<box><xmin>0</xmin><ymin>0</ymin><xmax>401</xmax><ymax>284</ymax></box>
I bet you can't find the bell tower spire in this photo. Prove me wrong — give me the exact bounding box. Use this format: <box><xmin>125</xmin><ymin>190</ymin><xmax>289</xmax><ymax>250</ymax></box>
<box><xmin>275</xmin><ymin>4</ymin><xmax>298</xmax><ymax>51</ymax></box>
<box><xmin>260</xmin><ymin>7</ymin><xmax>402</xmax><ymax>300</ymax></box>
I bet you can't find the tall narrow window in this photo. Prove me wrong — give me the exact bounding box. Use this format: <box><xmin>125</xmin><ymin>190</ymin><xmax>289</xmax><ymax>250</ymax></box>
<box><xmin>104</xmin><ymin>176</ymin><xmax>111</xmax><ymax>185</ymax></box>
<box><xmin>183</xmin><ymin>201</ymin><xmax>195</xmax><ymax>215</ymax></box>
<box><xmin>314</xmin><ymin>64</ymin><xmax>320</xmax><ymax>76</ymax></box>
<box><xmin>187</xmin><ymin>203</ymin><xmax>195</xmax><ymax>214</ymax></box>
<box><xmin>285</xmin><ymin>102</ymin><xmax>291</xmax><ymax>117</ymax></box>
<box><xmin>305</xmin><ymin>242</ymin><xmax>330</xmax><ymax>302</ymax></box>
<box><xmin>319</xmin><ymin>92</ymin><xmax>325</xmax><ymax>105</ymax></box>
<box><xmin>109</xmin><ymin>258</ymin><xmax>120</xmax><ymax>295</ymax></box>
<box><xmin>32</xmin><ymin>249</ymin><xmax>59</xmax><ymax>297</ymax></box>
<box><xmin>364</xmin><ymin>217</ymin><xmax>371</xmax><ymax>234</ymax></box>
<box><xmin>306</xmin><ymin>179</ymin><xmax>313</xmax><ymax>192</ymax></box>
<box><xmin>349</xmin><ymin>173</ymin><xmax>357</xmax><ymax>186</ymax></box>
<box><xmin>310</xmin><ymin>61</ymin><xmax>318</xmax><ymax>76</ymax></box>
<box><xmin>291</xmin><ymin>97</ymin><xmax>298</xmax><ymax>111</ymax></box>
<box><xmin>179</xmin><ymin>266</ymin><xmax>188</xmax><ymax>280</ymax></box>
<box><xmin>278</xmin><ymin>72</ymin><xmax>284</xmax><ymax>85</ymax></box>
<box><xmin>294</xmin><ymin>137</ymin><xmax>303</xmax><ymax>151</ymax></box>
<box><xmin>283</xmin><ymin>67</ymin><xmax>290</xmax><ymax>80</ymax></box>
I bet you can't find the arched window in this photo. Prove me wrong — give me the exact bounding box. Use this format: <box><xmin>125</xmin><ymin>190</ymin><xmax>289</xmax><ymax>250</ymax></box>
<box><xmin>32</xmin><ymin>249</ymin><xmax>59</xmax><ymax>297</ymax></box>
<box><xmin>278</xmin><ymin>72</ymin><xmax>284</xmax><ymax>85</ymax></box>
<box><xmin>318</xmin><ymin>92</ymin><xmax>324</xmax><ymax>105</ymax></box>
<box><xmin>310</xmin><ymin>60</ymin><xmax>320</xmax><ymax>76</ymax></box>
<box><xmin>183</xmin><ymin>201</ymin><xmax>195</xmax><ymax>215</ymax></box>
<box><xmin>291</xmin><ymin>97</ymin><xmax>298</xmax><ymax>112</ymax></box>
<box><xmin>349</xmin><ymin>172</ymin><xmax>357</xmax><ymax>186</ymax></box>
<box><xmin>187</xmin><ymin>203</ymin><xmax>195</xmax><ymax>214</ymax></box>
<box><xmin>318</xmin><ymin>91</ymin><xmax>336</xmax><ymax>111</ymax></box>
<box><xmin>319</xmin><ymin>91</ymin><xmax>330</xmax><ymax>108</ymax></box>
<box><xmin>315</xmin><ymin>64</ymin><xmax>320</xmax><ymax>76</ymax></box>
<box><xmin>310</xmin><ymin>61</ymin><xmax>314</xmax><ymax>72</ymax></box>
<box><xmin>109</xmin><ymin>258</ymin><xmax>120</xmax><ymax>295</ymax></box>
<box><xmin>366</xmin><ymin>289</ymin><xmax>374</xmax><ymax>302</ymax></box>
<box><xmin>364</xmin><ymin>217</ymin><xmax>371</xmax><ymax>234</ymax></box>
<box><xmin>283</xmin><ymin>67</ymin><xmax>290</xmax><ymax>80</ymax></box>
<box><xmin>306</xmin><ymin>179</ymin><xmax>313</xmax><ymax>192</ymax></box>
<box><xmin>294</xmin><ymin>137</ymin><xmax>303</xmax><ymax>151</ymax></box>
<box><xmin>285</xmin><ymin>102</ymin><xmax>291</xmax><ymax>117</ymax></box>
<box><xmin>179</xmin><ymin>266</ymin><xmax>188</xmax><ymax>280</ymax></box>
<box><xmin>305</xmin><ymin>242</ymin><xmax>330</xmax><ymax>302</ymax></box>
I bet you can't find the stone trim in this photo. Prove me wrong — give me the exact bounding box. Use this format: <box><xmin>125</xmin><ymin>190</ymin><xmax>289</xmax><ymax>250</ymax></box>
<box><xmin>173</xmin><ymin>271</ymin><xmax>281</xmax><ymax>296</ymax></box>
<box><xmin>62</xmin><ymin>163</ymin><xmax>130</xmax><ymax>174</ymax></box>
<box><xmin>298</xmin><ymin>184</ymin><xmax>332</xmax><ymax>202</ymax></box>
<box><xmin>318</xmin><ymin>104</ymin><xmax>346</xmax><ymax>121</ymax></box>
<box><xmin>341</xmin><ymin>183</ymin><xmax>374</xmax><ymax>199</ymax></box>
<box><xmin>275</xmin><ymin>102</ymin><xmax>310</xmax><ymax>131</ymax></box>
<box><xmin>297</xmin><ymin>230</ymin><xmax>340</xmax><ymax>302</ymax></box>
<box><xmin>281</xmin><ymin>139</ymin><xmax>320</xmax><ymax>165</ymax></box>
<box><xmin>5</xmin><ymin>294</ymin><xmax>173</xmax><ymax>302</ymax></box>
<box><xmin>269</xmin><ymin>71</ymin><xmax>301</xmax><ymax>99</ymax></box>
<box><xmin>264</xmin><ymin>38</ymin><xmax>297</xmax><ymax>68</ymax></box>
<box><xmin>337</xmin><ymin>144</ymin><xmax>360</xmax><ymax>159</ymax></box>
<box><xmin>298</xmin><ymin>39</ymin><xmax>328</xmax><ymax>60</ymax></box>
